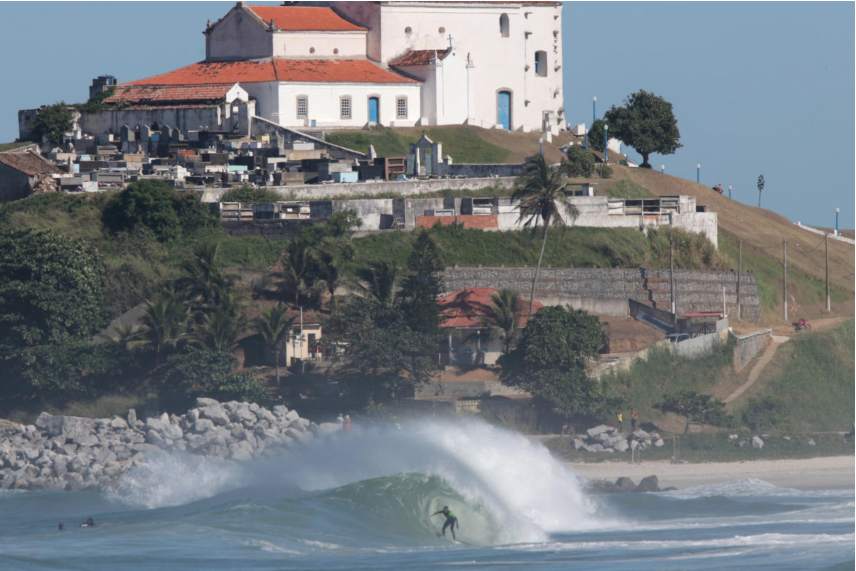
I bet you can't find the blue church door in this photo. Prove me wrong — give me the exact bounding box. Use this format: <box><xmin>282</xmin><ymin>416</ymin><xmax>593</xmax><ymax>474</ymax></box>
<box><xmin>497</xmin><ymin>91</ymin><xmax>511</xmax><ymax>130</ymax></box>
<box><xmin>369</xmin><ymin>97</ymin><xmax>379</xmax><ymax>123</ymax></box>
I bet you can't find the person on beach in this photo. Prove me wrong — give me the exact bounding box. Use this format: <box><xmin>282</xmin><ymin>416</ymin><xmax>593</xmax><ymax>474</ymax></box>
<box><xmin>344</xmin><ymin>415</ymin><xmax>352</xmax><ymax>432</ymax></box>
<box><xmin>337</xmin><ymin>413</ymin><xmax>344</xmax><ymax>431</ymax></box>
<box><xmin>631</xmin><ymin>409</ymin><xmax>638</xmax><ymax>432</ymax></box>
<box><xmin>431</xmin><ymin>506</ymin><xmax>459</xmax><ymax>540</ymax></box>
<box><xmin>58</xmin><ymin>523</ymin><xmax>65</xmax><ymax>531</ymax></box>
<box><xmin>617</xmin><ymin>412</ymin><xmax>624</xmax><ymax>432</ymax></box>
<box><xmin>80</xmin><ymin>518</ymin><xmax>95</xmax><ymax>528</ymax></box>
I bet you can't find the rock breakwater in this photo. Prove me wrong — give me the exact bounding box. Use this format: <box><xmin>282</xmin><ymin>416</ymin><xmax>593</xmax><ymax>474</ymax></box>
<box><xmin>0</xmin><ymin>398</ymin><xmax>332</xmax><ymax>492</ymax></box>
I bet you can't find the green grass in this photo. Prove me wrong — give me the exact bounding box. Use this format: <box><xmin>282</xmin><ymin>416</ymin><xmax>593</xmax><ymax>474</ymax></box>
<box><xmin>743</xmin><ymin>319</ymin><xmax>854</xmax><ymax>433</ymax></box>
<box><xmin>602</xmin><ymin>179</ymin><xmax>656</xmax><ymax>199</ymax></box>
<box><xmin>325</xmin><ymin>126</ymin><xmax>511</xmax><ymax>163</ymax></box>
<box><xmin>217</xmin><ymin>236</ymin><xmax>286</xmax><ymax>269</ymax></box>
<box><xmin>0</xmin><ymin>141</ymin><xmax>33</xmax><ymax>152</ymax></box>
<box><xmin>718</xmin><ymin>231</ymin><xmax>849</xmax><ymax>310</ymax></box>
<box><xmin>352</xmin><ymin>225</ymin><xmax>723</xmax><ymax>272</ymax></box>
<box><xmin>546</xmin><ymin>431</ymin><xmax>855</xmax><ymax>463</ymax></box>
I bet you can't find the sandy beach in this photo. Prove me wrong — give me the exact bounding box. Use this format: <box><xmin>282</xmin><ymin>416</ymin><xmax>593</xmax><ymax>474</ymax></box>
<box><xmin>565</xmin><ymin>456</ymin><xmax>855</xmax><ymax>490</ymax></box>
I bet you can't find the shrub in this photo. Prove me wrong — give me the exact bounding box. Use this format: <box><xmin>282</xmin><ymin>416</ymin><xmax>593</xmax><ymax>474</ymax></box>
<box><xmin>743</xmin><ymin>395</ymin><xmax>792</xmax><ymax>432</ymax></box>
<box><xmin>161</xmin><ymin>350</ymin><xmax>265</xmax><ymax>403</ymax></box>
<box><xmin>588</xmin><ymin>119</ymin><xmax>608</xmax><ymax>152</ymax></box>
<box><xmin>29</xmin><ymin>102</ymin><xmax>75</xmax><ymax>144</ymax></box>
<box><xmin>596</xmin><ymin>164</ymin><xmax>613</xmax><ymax>179</ymax></box>
<box><xmin>219</xmin><ymin>185</ymin><xmax>283</xmax><ymax>203</ymax></box>
<box><xmin>0</xmin><ymin>229</ymin><xmax>107</xmax><ymax>348</ymax></box>
<box><xmin>565</xmin><ymin>145</ymin><xmax>595</xmax><ymax>178</ymax></box>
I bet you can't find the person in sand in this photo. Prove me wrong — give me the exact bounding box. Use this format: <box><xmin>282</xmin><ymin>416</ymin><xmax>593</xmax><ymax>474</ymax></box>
<box><xmin>431</xmin><ymin>506</ymin><xmax>459</xmax><ymax>540</ymax></box>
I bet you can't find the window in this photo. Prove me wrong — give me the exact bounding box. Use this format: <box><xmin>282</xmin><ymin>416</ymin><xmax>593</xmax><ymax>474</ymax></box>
<box><xmin>405</xmin><ymin>26</ymin><xmax>412</xmax><ymax>34</ymax></box>
<box><xmin>340</xmin><ymin>96</ymin><xmax>352</xmax><ymax>119</ymax></box>
<box><xmin>296</xmin><ymin>96</ymin><xmax>308</xmax><ymax>118</ymax></box>
<box><xmin>438</xmin><ymin>27</ymin><xmax>445</xmax><ymax>34</ymax></box>
<box><xmin>534</xmin><ymin>51</ymin><xmax>547</xmax><ymax>77</ymax></box>
<box><xmin>499</xmin><ymin>14</ymin><xmax>509</xmax><ymax>37</ymax></box>
<box><xmin>396</xmin><ymin>97</ymin><xmax>408</xmax><ymax>119</ymax></box>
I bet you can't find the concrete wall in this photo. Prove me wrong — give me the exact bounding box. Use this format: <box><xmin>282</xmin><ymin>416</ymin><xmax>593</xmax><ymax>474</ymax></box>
<box><xmin>443</xmin><ymin>267</ymin><xmax>761</xmax><ymax>321</ymax></box>
<box><xmin>0</xmin><ymin>162</ymin><xmax>33</xmax><ymax>201</ymax></box>
<box><xmin>79</xmin><ymin>106</ymin><xmax>228</xmax><ymax>137</ymax></box>
<box><xmin>249</xmin><ymin>116</ymin><xmax>366</xmax><ymax>160</ymax></box>
<box><xmin>436</xmin><ymin>162</ymin><xmax>525</xmax><ymax>178</ymax></box>
<box><xmin>731</xmin><ymin>328</ymin><xmax>772</xmax><ymax>372</ymax></box>
<box><xmin>673</xmin><ymin>329</ymin><xmax>729</xmax><ymax>359</ymax></box>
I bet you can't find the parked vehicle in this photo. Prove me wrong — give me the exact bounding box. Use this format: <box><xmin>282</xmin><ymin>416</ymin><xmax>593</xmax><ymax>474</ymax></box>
<box><xmin>792</xmin><ymin>319</ymin><xmax>811</xmax><ymax>332</ymax></box>
<box><xmin>665</xmin><ymin>333</ymin><xmax>690</xmax><ymax>344</ymax></box>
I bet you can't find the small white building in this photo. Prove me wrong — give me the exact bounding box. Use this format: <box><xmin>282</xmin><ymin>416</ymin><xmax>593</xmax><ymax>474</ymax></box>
<box><xmin>115</xmin><ymin>1</ymin><xmax>565</xmax><ymax>134</ymax></box>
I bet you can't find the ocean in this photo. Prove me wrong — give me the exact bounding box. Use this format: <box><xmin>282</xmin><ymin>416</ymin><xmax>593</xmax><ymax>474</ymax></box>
<box><xmin>0</xmin><ymin>419</ymin><xmax>852</xmax><ymax>570</ymax></box>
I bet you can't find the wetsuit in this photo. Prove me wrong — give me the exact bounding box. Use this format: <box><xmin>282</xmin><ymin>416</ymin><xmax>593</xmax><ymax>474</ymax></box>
<box><xmin>441</xmin><ymin>511</ymin><xmax>458</xmax><ymax>539</ymax></box>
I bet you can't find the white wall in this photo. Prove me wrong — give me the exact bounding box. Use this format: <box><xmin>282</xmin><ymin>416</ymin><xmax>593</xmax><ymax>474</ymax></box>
<box><xmin>272</xmin><ymin>81</ymin><xmax>421</xmax><ymax>128</ymax></box>
<box><xmin>272</xmin><ymin>31</ymin><xmax>367</xmax><ymax>58</ymax></box>
<box><xmin>207</xmin><ymin>7</ymin><xmax>272</xmax><ymax>61</ymax></box>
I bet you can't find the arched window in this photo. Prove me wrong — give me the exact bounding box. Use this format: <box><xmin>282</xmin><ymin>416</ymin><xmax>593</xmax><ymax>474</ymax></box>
<box><xmin>534</xmin><ymin>51</ymin><xmax>547</xmax><ymax>77</ymax></box>
<box><xmin>499</xmin><ymin>14</ymin><xmax>509</xmax><ymax>37</ymax></box>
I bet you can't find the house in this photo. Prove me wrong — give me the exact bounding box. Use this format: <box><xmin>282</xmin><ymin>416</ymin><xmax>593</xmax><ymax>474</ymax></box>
<box><xmin>88</xmin><ymin>1</ymin><xmax>564</xmax><ymax>134</ymax></box>
<box><xmin>0</xmin><ymin>151</ymin><xmax>66</xmax><ymax>201</ymax></box>
<box><xmin>438</xmin><ymin>287</ymin><xmax>544</xmax><ymax>366</ymax></box>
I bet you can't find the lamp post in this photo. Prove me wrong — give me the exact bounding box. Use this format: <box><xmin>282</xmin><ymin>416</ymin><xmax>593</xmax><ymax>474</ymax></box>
<box><xmin>585</xmin><ymin>129</ymin><xmax>588</xmax><ymax>151</ymax></box>
<box><xmin>728</xmin><ymin>185</ymin><xmax>732</xmax><ymax>198</ymax></box>
<box><xmin>696</xmin><ymin>163</ymin><xmax>700</xmax><ymax>184</ymax></box>
<box><xmin>661</xmin><ymin>164</ymin><xmax>665</xmax><ymax>173</ymax></box>
<box><xmin>603</xmin><ymin>124</ymin><xmax>608</xmax><ymax>162</ymax></box>
<box><xmin>593</xmin><ymin>96</ymin><xmax>597</xmax><ymax>124</ymax></box>
<box><xmin>835</xmin><ymin>207</ymin><xmax>839</xmax><ymax>236</ymax></box>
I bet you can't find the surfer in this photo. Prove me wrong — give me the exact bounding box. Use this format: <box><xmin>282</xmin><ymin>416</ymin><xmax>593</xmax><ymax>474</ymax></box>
<box><xmin>431</xmin><ymin>506</ymin><xmax>459</xmax><ymax>540</ymax></box>
<box><xmin>80</xmin><ymin>518</ymin><xmax>95</xmax><ymax>528</ymax></box>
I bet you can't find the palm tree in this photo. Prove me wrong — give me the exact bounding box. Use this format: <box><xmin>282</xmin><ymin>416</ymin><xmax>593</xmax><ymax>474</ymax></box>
<box><xmin>256</xmin><ymin>304</ymin><xmax>295</xmax><ymax>386</ymax></box>
<box><xmin>477</xmin><ymin>288</ymin><xmax>524</xmax><ymax>353</ymax></box>
<box><xmin>280</xmin><ymin>239</ymin><xmax>314</xmax><ymax>304</ymax></box>
<box><xmin>354</xmin><ymin>261</ymin><xmax>399</xmax><ymax>305</ymax></box>
<box><xmin>313</xmin><ymin>246</ymin><xmax>343</xmax><ymax>313</ymax></box>
<box><xmin>194</xmin><ymin>309</ymin><xmax>243</xmax><ymax>353</ymax></box>
<box><xmin>179</xmin><ymin>241</ymin><xmax>240</xmax><ymax>309</ymax></box>
<box><xmin>134</xmin><ymin>286</ymin><xmax>191</xmax><ymax>368</ymax></box>
<box><xmin>512</xmin><ymin>154</ymin><xmax>579</xmax><ymax>317</ymax></box>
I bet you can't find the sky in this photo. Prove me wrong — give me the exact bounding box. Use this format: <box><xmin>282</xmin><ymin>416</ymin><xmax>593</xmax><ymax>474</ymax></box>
<box><xmin>0</xmin><ymin>1</ymin><xmax>852</xmax><ymax>227</ymax></box>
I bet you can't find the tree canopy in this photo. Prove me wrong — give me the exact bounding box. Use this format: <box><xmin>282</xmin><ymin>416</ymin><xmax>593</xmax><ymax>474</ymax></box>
<box><xmin>654</xmin><ymin>389</ymin><xmax>734</xmax><ymax>433</ymax></box>
<box><xmin>29</xmin><ymin>102</ymin><xmax>75</xmax><ymax>144</ymax></box>
<box><xmin>604</xmin><ymin>90</ymin><xmax>682</xmax><ymax>168</ymax></box>
<box><xmin>565</xmin><ymin>145</ymin><xmax>596</xmax><ymax>178</ymax></box>
<box><xmin>0</xmin><ymin>229</ymin><xmax>107</xmax><ymax>349</ymax></box>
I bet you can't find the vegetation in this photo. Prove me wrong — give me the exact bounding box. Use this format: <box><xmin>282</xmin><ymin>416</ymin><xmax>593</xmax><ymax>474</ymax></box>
<box><xmin>588</xmin><ymin>119</ymin><xmax>608</xmax><ymax>152</ymax></box>
<box><xmin>604</xmin><ymin>90</ymin><xmax>682</xmax><ymax>168</ymax></box>
<box><xmin>161</xmin><ymin>350</ymin><xmax>265</xmax><ymax>403</ymax></box>
<box><xmin>654</xmin><ymin>390</ymin><xmax>735</xmax><ymax>433</ymax></box>
<box><xmin>354</xmin><ymin>261</ymin><xmax>399</xmax><ymax>305</ymax></box>
<box><xmin>565</xmin><ymin>145</ymin><xmax>595</xmax><ymax>177</ymax></box>
<box><xmin>476</xmin><ymin>289</ymin><xmax>524</xmax><ymax>354</ymax></box>
<box><xmin>498</xmin><ymin>306</ymin><xmax>609</xmax><ymax>420</ymax></box>
<box><xmin>255</xmin><ymin>304</ymin><xmax>293</xmax><ymax>386</ymax></box>
<box><xmin>757</xmin><ymin>174</ymin><xmax>765</xmax><ymax>208</ymax></box>
<box><xmin>219</xmin><ymin>185</ymin><xmax>284</xmax><ymax>203</ymax></box>
<box><xmin>604</xmin><ymin>179</ymin><xmax>655</xmax><ymax>199</ymax></box>
<box><xmin>28</xmin><ymin>102</ymin><xmax>75</xmax><ymax>144</ymax></box>
<box><xmin>0</xmin><ymin>141</ymin><xmax>34</xmax><ymax>152</ymax></box>
<box><xmin>512</xmin><ymin>155</ymin><xmax>579</xmax><ymax>316</ymax></box>
<box><xmin>75</xmin><ymin>86</ymin><xmax>116</xmax><ymax>115</ymax></box>
<box><xmin>742</xmin><ymin>395</ymin><xmax>792</xmax><ymax>432</ymax></box>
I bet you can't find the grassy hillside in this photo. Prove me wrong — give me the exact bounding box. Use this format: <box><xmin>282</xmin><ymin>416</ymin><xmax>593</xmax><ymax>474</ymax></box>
<box><xmin>0</xmin><ymin>141</ymin><xmax>34</xmax><ymax>152</ymax></box>
<box><xmin>731</xmin><ymin>319</ymin><xmax>855</xmax><ymax>432</ymax></box>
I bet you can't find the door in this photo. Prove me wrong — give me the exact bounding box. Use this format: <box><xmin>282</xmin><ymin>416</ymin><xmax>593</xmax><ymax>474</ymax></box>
<box><xmin>369</xmin><ymin>97</ymin><xmax>379</xmax><ymax>123</ymax></box>
<box><xmin>497</xmin><ymin>91</ymin><xmax>511</xmax><ymax>130</ymax></box>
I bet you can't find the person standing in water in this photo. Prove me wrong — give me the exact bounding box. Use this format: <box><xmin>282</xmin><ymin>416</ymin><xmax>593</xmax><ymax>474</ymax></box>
<box><xmin>431</xmin><ymin>506</ymin><xmax>459</xmax><ymax>540</ymax></box>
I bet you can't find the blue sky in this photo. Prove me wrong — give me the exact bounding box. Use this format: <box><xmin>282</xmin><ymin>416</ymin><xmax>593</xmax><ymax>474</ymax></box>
<box><xmin>0</xmin><ymin>2</ymin><xmax>852</xmax><ymax>227</ymax></box>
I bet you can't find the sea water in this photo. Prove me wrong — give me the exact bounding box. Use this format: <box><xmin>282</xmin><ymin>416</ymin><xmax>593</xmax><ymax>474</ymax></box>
<box><xmin>0</xmin><ymin>419</ymin><xmax>852</xmax><ymax>570</ymax></box>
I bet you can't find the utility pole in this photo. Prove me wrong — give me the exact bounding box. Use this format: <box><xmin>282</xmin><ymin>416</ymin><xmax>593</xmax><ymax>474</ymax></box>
<box><xmin>825</xmin><ymin>232</ymin><xmax>831</xmax><ymax>312</ymax></box>
<box><xmin>782</xmin><ymin>239</ymin><xmax>788</xmax><ymax>321</ymax></box>
<box><xmin>737</xmin><ymin>239</ymin><xmax>742</xmax><ymax>320</ymax></box>
<box><xmin>669</xmin><ymin>235</ymin><xmax>676</xmax><ymax>317</ymax></box>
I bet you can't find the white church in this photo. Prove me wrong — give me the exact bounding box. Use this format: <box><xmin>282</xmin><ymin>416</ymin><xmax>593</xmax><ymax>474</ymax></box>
<box><xmin>117</xmin><ymin>1</ymin><xmax>565</xmax><ymax>135</ymax></box>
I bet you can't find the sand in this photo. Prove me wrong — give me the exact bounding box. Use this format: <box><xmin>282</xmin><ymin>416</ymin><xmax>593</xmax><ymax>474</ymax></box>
<box><xmin>565</xmin><ymin>456</ymin><xmax>855</xmax><ymax>490</ymax></box>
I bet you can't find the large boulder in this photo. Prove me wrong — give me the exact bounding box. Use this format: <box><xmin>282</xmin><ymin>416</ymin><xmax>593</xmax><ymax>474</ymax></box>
<box><xmin>613</xmin><ymin>439</ymin><xmax>630</xmax><ymax>452</ymax></box>
<box><xmin>751</xmin><ymin>436</ymin><xmax>764</xmax><ymax>449</ymax></box>
<box><xmin>196</xmin><ymin>398</ymin><xmax>220</xmax><ymax>408</ymax></box>
<box><xmin>35</xmin><ymin>413</ymin><xmax>64</xmax><ymax>437</ymax></box>
<box><xmin>586</xmin><ymin>425</ymin><xmax>611</xmax><ymax>438</ymax></box>
<box><xmin>634</xmin><ymin>475</ymin><xmax>660</xmax><ymax>493</ymax></box>
<box><xmin>61</xmin><ymin>417</ymin><xmax>95</xmax><ymax>442</ymax></box>
<box><xmin>614</xmin><ymin>477</ymin><xmax>636</xmax><ymax>492</ymax></box>
<box><xmin>199</xmin><ymin>406</ymin><xmax>230</xmax><ymax>426</ymax></box>
<box><xmin>127</xmin><ymin>409</ymin><xmax>137</xmax><ymax>426</ymax></box>
<box><xmin>572</xmin><ymin>438</ymin><xmax>587</xmax><ymax>450</ymax></box>
<box><xmin>192</xmin><ymin>419</ymin><xmax>215</xmax><ymax>434</ymax></box>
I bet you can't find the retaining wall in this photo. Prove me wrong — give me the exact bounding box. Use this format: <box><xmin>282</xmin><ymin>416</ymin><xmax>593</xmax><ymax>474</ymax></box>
<box><xmin>731</xmin><ymin>329</ymin><xmax>773</xmax><ymax>372</ymax></box>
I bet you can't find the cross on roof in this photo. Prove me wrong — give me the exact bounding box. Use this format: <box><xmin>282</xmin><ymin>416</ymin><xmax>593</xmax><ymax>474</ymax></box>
<box><xmin>447</xmin><ymin>34</ymin><xmax>454</xmax><ymax>49</ymax></box>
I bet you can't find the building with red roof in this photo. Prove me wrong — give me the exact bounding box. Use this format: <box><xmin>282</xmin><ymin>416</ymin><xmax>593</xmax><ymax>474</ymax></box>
<box><xmin>437</xmin><ymin>287</ymin><xmax>544</xmax><ymax>366</ymax></box>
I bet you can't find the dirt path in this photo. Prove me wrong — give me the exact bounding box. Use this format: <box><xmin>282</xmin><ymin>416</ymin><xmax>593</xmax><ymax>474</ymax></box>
<box><xmin>724</xmin><ymin>336</ymin><xmax>789</xmax><ymax>404</ymax></box>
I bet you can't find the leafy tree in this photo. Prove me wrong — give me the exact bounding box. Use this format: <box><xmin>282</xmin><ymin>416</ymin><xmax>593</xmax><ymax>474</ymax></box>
<box><xmin>512</xmin><ymin>155</ymin><xmax>579</xmax><ymax>317</ymax></box>
<box><xmin>477</xmin><ymin>289</ymin><xmax>525</xmax><ymax>353</ymax></box>
<box><xmin>324</xmin><ymin>209</ymin><xmax>363</xmax><ymax>239</ymax></box>
<box><xmin>654</xmin><ymin>390</ymin><xmax>734</xmax><ymax>433</ymax></box>
<box><xmin>498</xmin><ymin>306</ymin><xmax>607</xmax><ymax>418</ymax></box>
<box><xmin>323</xmin><ymin>299</ymin><xmax>435</xmax><ymax>395</ymax></box>
<box><xmin>743</xmin><ymin>395</ymin><xmax>791</xmax><ymax>432</ymax></box>
<box><xmin>604</xmin><ymin>90</ymin><xmax>682</xmax><ymax>168</ymax></box>
<box><xmin>399</xmin><ymin>230</ymin><xmax>445</xmax><ymax>336</ymax></box>
<box><xmin>178</xmin><ymin>242</ymin><xmax>241</xmax><ymax>310</ymax></box>
<box><xmin>588</xmin><ymin>118</ymin><xmax>608</xmax><ymax>153</ymax></box>
<box><xmin>161</xmin><ymin>350</ymin><xmax>265</xmax><ymax>403</ymax></box>
<box><xmin>565</xmin><ymin>145</ymin><xmax>595</xmax><ymax>178</ymax></box>
<box><xmin>0</xmin><ymin>229</ymin><xmax>107</xmax><ymax>348</ymax></box>
<box><xmin>255</xmin><ymin>304</ymin><xmax>294</xmax><ymax>386</ymax></box>
<box><xmin>134</xmin><ymin>287</ymin><xmax>191</xmax><ymax>368</ymax></box>
<box><xmin>29</xmin><ymin>102</ymin><xmax>75</xmax><ymax>144</ymax></box>
<box><xmin>76</xmin><ymin>86</ymin><xmax>116</xmax><ymax>114</ymax></box>
<box><xmin>193</xmin><ymin>309</ymin><xmax>243</xmax><ymax>353</ymax></box>
<box><xmin>757</xmin><ymin>174</ymin><xmax>765</xmax><ymax>208</ymax></box>
<box><xmin>280</xmin><ymin>239</ymin><xmax>315</xmax><ymax>304</ymax></box>
<box><xmin>354</xmin><ymin>261</ymin><xmax>399</xmax><ymax>305</ymax></box>
<box><xmin>313</xmin><ymin>244</ymin><xmax>345</xmax><ymax>313</ymax></box>
<box><xmin>6</xmin><ymin>341</ymin><xmax>123</xmax><ymax>401</ymax></box>
<box><xmin>103</xmin><ymin>180</ymin><xmax>216</xmax><ymax>241</ymax></box>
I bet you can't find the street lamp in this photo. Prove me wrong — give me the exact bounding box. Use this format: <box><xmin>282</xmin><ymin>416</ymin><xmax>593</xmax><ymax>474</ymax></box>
<box><xmin>835</xmin><ymin>207</ymin><xmax>840</xmax><ymax>236</ymax></box>
<box><xmin>593</xmin><ymin>96</ymin><xmax>597</xmax><ymax>124</ymax></box>
<box><xmin>728</xmin><ymin>185</ymin><xmax>732</xmax><ymax>199</ymax></box>
<box><xmin>585</xmin><ymin>127</ymin><xmax>588</xmax><ymax>151</ymax></box>
<box><xmin>696</xmin><ymin>163</ymin><xmax>701</xmax><ymax>184</ymax></box>
<box><xmin>604</xmin><ymin>124</ymin><xmax>608</xmax><ymax>162</ymax></box>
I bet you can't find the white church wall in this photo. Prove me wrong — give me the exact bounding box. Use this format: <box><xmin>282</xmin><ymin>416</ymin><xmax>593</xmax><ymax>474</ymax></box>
<box><xmin>273</xmin><ymin>82</ymin><xmax>421</xmax><ymax>128</ymax></box>
<box><xmin>207</xmin><ymin>7</ymin><xmax>272</xmax><ymax>61</ymax></box>
<box><xmin>271</xmin><ymin>31</ymin><xmax>367</xmax><ymax>58</ymax></box>
<box><xmin>242</xmin><ymin>82</ymin><xmax>280</xmax><ymax>126</ymax></box>
<box><xmin>331</xmin><ymin>1</ymin><xmax>382</xmax><ymax>60</ymax></box>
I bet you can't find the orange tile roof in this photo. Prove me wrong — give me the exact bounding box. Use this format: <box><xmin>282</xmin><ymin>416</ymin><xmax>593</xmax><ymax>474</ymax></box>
<box><xmin>438</xmin><ymin>287</ymin><xmax>543</xmax><ymax>329</ymax></box>
<box><xmin>248</xmin><ymin>6</ymin><xmax>366</xmax><ymax>32</ymax></box>
<box><xmin>0</xmin><ymin>151</ymin><xmax>64</xmax><ymax>176</ymax></box>
<box><xmin>104</xmin><ymin>84</ymin><xmax>233</xmax><ymax>104</ymax></box>
<box><xmin>389</xmin><ymin>49</ymin><xmax>449</xmax><ymax>67</ymax></box>
<box><xmin>126</xmin><ymin>59</ymin><xmax>418</xmax><ymax>86</ymax></box>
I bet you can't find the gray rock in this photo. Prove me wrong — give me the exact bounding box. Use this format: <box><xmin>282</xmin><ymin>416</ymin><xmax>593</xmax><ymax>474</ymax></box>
<box><xmin>145</xmin><ymin>417</ymin><xmax>166</xmax><ymax>431</ymax></box>
<box><xmin>634</xmin><ymin>475</ymin><xmax>660</xmax><ymax>493</ymax></box>
<box><xmin>35</xmin><ymin>412</ymin><xmax>64</xmax><ymax>437</ymax></box>
<box><xmin>586</xmin><ymin>425</ymin><xmax>611</xmax><ymax>438</ymax></box>
<box><xmin>633</xmin><ymin>429</ymin><xmax>650</xmax><ymax>440</ymax></box>
<box><xmin>192</xmin><ymin>419</ymin><xmax>215</xmax><ymax>434</ymax></box>
<box><xmin>162</xmin><ymin>424</ymin><xmax>184</xmax><ymax>441</ymax></box>
<box><xmin>751</xmin><ymin>436</ymin><xmax>764</xmax><ymax>449</ymax></box>
<box><xmin>248</xmin><ymin>403</ymin><xmax>260</xmax><ymax>413</ymax></box>
<box><xmin>229</xmin><ymin>407</ymin><xmax>256</xmax><ymax>424</ymax></box>
<box><xmin>613</xmin><ymin>439</ymin><xmax>630</xmax><ymax>452</ymax></box>
<box><xmin>127</xmin><ymin>409</ymin><xmax>137</xmax><ymax>426</ymax></box>
<box><xmin>614</xmin><ymin>477</ymin><xmax>636</xmax><ymax>492</ymax></box>
<box><xmin>231</xmin><ymin>448</ymin><xmax>253</xmax><ymax>461</ymax></box>
<box><xmin>196</xmin><ymin>398</ymin><xmax>220</xmax><ymax>408</ymax></box>
<box><xmin>572</xmin><ymin>438</ymin><xmax>587</xmax><ymax>450</ymax></box>
<box><xmin>200</xmin><ymin>406</ymin><xmax>230</xmax><ymax>426</ymax></box>
<box><xmin>808</xmin><ymin>439</ymin><xmax>816</xmax><ymax>446</ymax></box>
<box><xmin>654</xmin><ymin>439</ymin><xmax>665</xmax><ymax>447</ymax></box>
<box><xmin>272</xmin><ymin>405</ymin><xmax>288</xmax><ymax>417</ymax></box>
<box><xmin>62</xmin><ymin>417</ymin><xmax>95</xmax><ymax>442</ymax></box>
<box><xmin>590</xmin><ymin>443</ymin><xmax>604</xmax><ymax>452</ymax></box>
<box><xmin>110</xmin><ymin>416</ymin><xmax>128</xmax><ymax>430</ymax></box>
<box><xmin>186</xmin><ymin>409</ymin><xmax>200</xmax><ymax>423</ymax></box>
<box><xmin>145</xmin><ymin>431</ymin><xmax>165</xmax><ymax>447</ymax></box>
<box><xmin>284</xmin><ymin>409</ymin><xmax>299</xmax><ymax>423</ymax></box>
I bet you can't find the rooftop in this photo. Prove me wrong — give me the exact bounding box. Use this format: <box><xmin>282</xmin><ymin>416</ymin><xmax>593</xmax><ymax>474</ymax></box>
<box><xmin>389</xmin><ymin>49</ymin><xmax>450</xmax><ymax>67</ymax></box>
<box><xmin>104</xmin><ymin>84</ymin><xmax>234</xmax><ymax>104</ymax></box>
<box><xmin>438</xmin><ymin>287</ymin><xmax>543</xmax><ymax>329</ymax></box>
<box><xmin>247</xmin><ymin>6</ymin><xmax>366</xmax><ymax>32</ymax></box>
<box><xmin>0</xmin><ymin>151</ymin><xmax>65</xmax><ymax>176</ymax></box>
<box><xmin>126</xmin><ymin>59</ymin><xmax>419</xmax><ymax>86</ymax></box>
